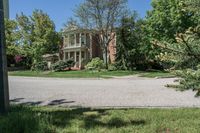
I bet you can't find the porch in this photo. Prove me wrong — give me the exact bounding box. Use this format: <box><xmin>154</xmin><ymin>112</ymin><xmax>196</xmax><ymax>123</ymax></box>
<box><xmin>63</xmin><ymin>48</ymin><xmax>89</xmax><ymax>69</ymax></box>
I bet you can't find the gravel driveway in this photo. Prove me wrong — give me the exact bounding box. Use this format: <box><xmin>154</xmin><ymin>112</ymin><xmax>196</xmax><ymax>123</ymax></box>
<box><xmin>9</xmin><ymin>76</ymin><xmax>200</xmax><ymax>108</ymax></box>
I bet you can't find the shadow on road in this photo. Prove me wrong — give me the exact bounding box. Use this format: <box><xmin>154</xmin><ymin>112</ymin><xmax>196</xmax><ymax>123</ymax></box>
<box><xmin>10</xmin><ymin>98</ymin><xmax>75</xmax><ymax>106</ymax></box>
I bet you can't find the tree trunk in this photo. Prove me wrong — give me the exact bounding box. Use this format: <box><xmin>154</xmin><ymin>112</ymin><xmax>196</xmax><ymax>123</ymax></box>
<box><xmin>105</xmin><ymin>47</ymin><xmax>108</xmax><ymax>69</ymax></box>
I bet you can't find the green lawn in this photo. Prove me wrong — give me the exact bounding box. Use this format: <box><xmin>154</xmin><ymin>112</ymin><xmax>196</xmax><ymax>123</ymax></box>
<box><xmin>8</xmin><ymin>70</ymin><xmax>174</xmax><ymax>78</ymax></box>
<box><xmin>0</xmin><ymin>106</ymin><xmax>200</xmax><ymax>133</ymax></box>
<box><xmin>139</xmin><ymin>71</ymin><xmax>175</xmax><ymax>78</ymax></box>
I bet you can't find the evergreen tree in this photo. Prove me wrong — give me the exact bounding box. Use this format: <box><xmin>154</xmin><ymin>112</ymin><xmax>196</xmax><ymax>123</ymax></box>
<box><xmin>153</xmin><ymin>0</ymin><xmax>200</xmax><ymax>96</ymax></box>
<box><xmin>116</xmin><ymin>14</ymin><xmax>148</xmax><ymax>70</ymax></box>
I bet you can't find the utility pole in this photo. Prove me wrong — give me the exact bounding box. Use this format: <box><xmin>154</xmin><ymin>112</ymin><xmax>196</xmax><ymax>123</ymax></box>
<box><xmin>0</xmin><ymin>0</ymin><xmax>9</xmax><ymax>114</ymax></box>
<box><xmin>3</xmin><ymin>0</ymin><xmax>9</xmax><ymax>18</ymax></box>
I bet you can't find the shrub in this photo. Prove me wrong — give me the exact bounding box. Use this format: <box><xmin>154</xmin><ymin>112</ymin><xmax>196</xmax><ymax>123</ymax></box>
<box><xmin>32</xmin><ymin>61</ymin><xmax>48</xmax><ymax>71</ymax></box>
<box><xmin>52</xmin><ymin>60</ymin><xmax>75</xmax><ymax>72</ymax></box>
<box><xmin>85</xmin><ymin>58</ymin><xmax>105</xmax><ymax>70</ymax></box>
<box><xmin>108</xmin><ymin>64</ymin><xmax>117</xmax><ymax>71</ymax></box>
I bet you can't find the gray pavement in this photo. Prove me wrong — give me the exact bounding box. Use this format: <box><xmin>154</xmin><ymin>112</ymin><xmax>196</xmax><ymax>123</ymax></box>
<box><xmin>9</xmin><ymin>76</ymin><xmax>200</xmax><ymax>108</ymax></box>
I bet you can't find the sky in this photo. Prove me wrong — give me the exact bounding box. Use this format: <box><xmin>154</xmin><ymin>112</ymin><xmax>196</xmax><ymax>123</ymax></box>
<box><xmin>10</xmin><ymin>0</ymin><xmax>152</xmax><ymax>31</ymax></box>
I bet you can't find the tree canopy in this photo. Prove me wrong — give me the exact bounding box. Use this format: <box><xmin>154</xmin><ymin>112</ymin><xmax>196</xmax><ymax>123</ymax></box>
<box><xmin>5</xmin><ymin>10</ymin><xmax>60</xmax><ymax>68</ymax></box>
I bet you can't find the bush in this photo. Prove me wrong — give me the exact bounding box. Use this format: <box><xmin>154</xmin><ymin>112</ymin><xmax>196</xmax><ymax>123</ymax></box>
<box><xmin>32</xmin><ymin>61</ymin><xmax>48</xmax><ymax>71</ymax></box>
<box><xmin>52</xmin><ymin>60</ymin><xmax>75</xmax><ymax>72</ymax></box>
<box><xmin>85</xmin><ymin>58</ymin><xmax>105</xmax><ymax>70</ymax></box>
<box><xmin>108</xmin><ymin>64</ymin><xmax>117</xmax><ymax>71</ymax></box>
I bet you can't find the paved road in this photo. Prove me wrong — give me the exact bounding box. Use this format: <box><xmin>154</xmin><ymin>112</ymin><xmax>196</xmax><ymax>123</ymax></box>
<box><xmin>9</xmin><ymin>76</ymin><xmax>200</xmax><ymax>108</ymax></box>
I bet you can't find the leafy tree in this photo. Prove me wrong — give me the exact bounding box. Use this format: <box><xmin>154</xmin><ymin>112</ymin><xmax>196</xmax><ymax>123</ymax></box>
<box><xmin>144</xmin><ymin>0</ymin><xmax>200</xmax><ymax>69</ymax></box>
<box><xmin>164</xmin><ymin>26</ymin><xmax>200</xmax><ymax>96</ymax></box>
<box><xmin>75</xmin><ymin>0</ymin><xmax>128</xmax><ymax>68</ymax></box>
<box><xmin>4</xmin><ymin>19</ymin><xmax>22</xmax><ymax>65</ymax></box>
<box><xmin>31</xmin><ymin>10</ymin><xmax>60</xmax><ymax>63</ymax></box>
<box><xmin>116</xmin><ymin>14</ymin><xmax>140</xmax><ymax>70</ymax></box>
<box><xmin>147</xmin><ymin>0</ymin><xmax>197</xmax><ymax>41</ymax></box>
<box><xmin>16</xmin><ymin>10</ymin><xmax>60</xmax><ymax>67</ymax></box>
<box><xmin>153</xmin><ymin>0</ymin><xmax>200</xmax><ymax>96</ymax></box>
<box><xmin>16</xmin><ymin>13</ymin><xmax>34</xmax><ymax>67</ymax></box>
<box><xmin>116</xmin><ymin>14</ymin><xmax>159</xmax><ymax>70</ymax></box>
<box><xmin>5</xmin><ymin>19</ymin><xmax>19</xmax><ymax>55</ymax></box>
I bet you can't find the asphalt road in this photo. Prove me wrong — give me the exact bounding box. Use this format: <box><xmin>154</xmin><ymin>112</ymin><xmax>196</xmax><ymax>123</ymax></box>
<box><xmin>9</xmin><ymin>76</ymin><xmax>200</xmax><ymax>108</ymax></box>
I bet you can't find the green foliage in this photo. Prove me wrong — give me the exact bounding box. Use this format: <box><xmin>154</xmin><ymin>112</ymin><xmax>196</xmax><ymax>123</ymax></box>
<box><xmin>4</xmin><ymin>19</ymin><xmax>20</xmax><ymax>55</ymax></box>
<box><xmin>155</xmin><ymin>26</ymin><xmax>200</xmax><ymax>69</ymax></box>
<box><xmin>148</xmin><ymin>0</ymin><xmax>200</xmax><ymax>96</ymax></box>
<box><xmin>15</xmin><ymin>10</ymin><xmax>60</xmax><ymax>66</ymax></box>
<box><xmin>147</xmin><ymin>0</ymin><xmax>198</xmax><ymax>41</ymax></box>
<box><xmin>115</xmin><ymin>15</ymin><xmax>150</xmax><ymax>70</ymax></box>
<box><xmin>154</xmin><ymin>0</ymin><xmax>200</xmax><ymax>95</ymax></box>
<box><xmin>85</xmin><ymin>58</ymin><xmax>105</xmax><ymax>70</ymax></box>
<box><xmin>32</xmin><ymin>61</ymin><xmax>48</xmax><ymax>71</ymax></box>
<box><xmin>52</xmin><ymin>60</ymin><xmax>75</xmax><ymax>72</ymax></box>
<box><xmin>174</xmin><ymin>67</ymin><xmax>200</xmax><ymax>96</ymax></box>
<box><xmin>144</xmin><ymin>0</ymin><xmax>200</xmax><ymax>69</ymax></box>
<box><xmin>108</xmin><ymin>64</ymin><xmax>117</xmax><ymax>71</ymax></box>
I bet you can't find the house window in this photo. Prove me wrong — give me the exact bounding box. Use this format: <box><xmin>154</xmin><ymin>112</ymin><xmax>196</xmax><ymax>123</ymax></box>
<box><xmin>76</xmin><ymin>33</ymin><xmax>80</xmax><ymax>44</ymax></box>
<box><xmin>70</xmin><ymin>52</ymin><xmax>74</xmax><ymax>59</ymax></box>
<box><xmin>81</xmin><ymin>33</ymin><xmax>85</xmax><ymax>45</ymax></box>
<box><xmin>86</xmin><ymin>33</ymin><xmax>90</xmax><ymax>46</ymax></box>
<box><xmin>76</xmin><ymin>52</ymin><xmax>80</xmax><ymax>62</ymax></box>
<box><xmin>64</xmin><ymin>36</ymin><xmax>68</xmax><ymax>47</ymax></box>
<box><xmin>81</xmin><ymin>51</ymin><xmax>85</xmax><ymax>59</ymax></box>
<box><xmin>69</xmin><ymin>34</ymin><xmax>75</xmax><ymax>46</ymax></box>
<box><xmin>65</xmin><ymin>52</ymin><xmax>69</xmax><ymax>60</ymax></box>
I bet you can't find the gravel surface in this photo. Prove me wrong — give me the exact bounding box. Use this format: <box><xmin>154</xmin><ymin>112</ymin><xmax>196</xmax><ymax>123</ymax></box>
<box><xmin>9</xmin><ymin>76</ymin><xmax>200</xmax><ymax>108</ymax></box>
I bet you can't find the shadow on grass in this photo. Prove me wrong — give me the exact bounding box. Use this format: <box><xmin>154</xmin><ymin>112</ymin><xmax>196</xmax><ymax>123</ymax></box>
<box><xmin>84</xmin><ymin>115</ymin><xmax>145</xmax><ymax>129</ymax></box>
<box><xmin>0</xmin><ymin>105</ymin><xmax>146</xmax><ymax>133</ymax></box>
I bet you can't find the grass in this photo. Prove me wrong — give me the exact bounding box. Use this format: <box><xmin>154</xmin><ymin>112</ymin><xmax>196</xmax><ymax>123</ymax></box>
<box><xmin>9</xmin><ymin>70</ymin><xmax>174</xmax><ymax>78</ymax></box>
<box><xmin>139</xmin><ymin>71</ymin><xmax>175</xmax><ymax>78</ymax></box>
<box><xmin>0</xmin><ymin>105</ymin><xmax>200</xmax><ymax>133</ymax></box>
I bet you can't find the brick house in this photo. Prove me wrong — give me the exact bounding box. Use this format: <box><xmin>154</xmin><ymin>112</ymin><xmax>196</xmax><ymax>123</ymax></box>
<box><xmin>61</xmin><ymin>28</ymin><xmax>116</xmax><ymax>69</ymax></box>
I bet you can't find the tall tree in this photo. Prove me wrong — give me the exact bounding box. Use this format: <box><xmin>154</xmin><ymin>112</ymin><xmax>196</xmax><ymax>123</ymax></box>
<box><xmin>147</xmin><ymin>0</ymin><xmax>198</xmax><ymax>42</ymax></box>
<box><xmin>116</xmin><ymin>14</ymin><xmax>155</xmax><ymax>70</ymax></box>
<box><xmin>4</xmin><ymin>19</ymin><xmax>21</xmax><ymax>66</ymax></box>
<box><xmin>75</xmin><ymin>0</ymin><xmax>127</xmax><ymax>68</ymax></box>
<box><xmin>31</xmin><ymin>10</ymin><xmax>60</xmax><ymax>63</ymax></box>
<box><xmin>152</xmin><ymin>0</ymin><xmax>200</xmax><ymax>68</ymax></box>
<box><xmin>16</xmin><ymin>13</ymin><xmax>34</xmax><ymax>67</ymax></box>
<box><xmin>16</xmin><ymin>10</ymin><xmax>60</xmax><ymax>65</ymax></box>
<box><xmin>153</xmin><ymin>0</ymin><xmax>200</xmax><ymax>96</ymax></box>
<box><xmin>144</xmin><ymin>0</ymin><xmax>200</xmax><ymax>69</ymax></box>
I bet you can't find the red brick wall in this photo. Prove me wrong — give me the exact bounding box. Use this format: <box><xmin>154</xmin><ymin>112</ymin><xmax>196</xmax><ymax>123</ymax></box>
<box><xmin>91</xmin><ymin>35</ymin><xmax>102</xmax><ymax>59</ymax></box>
<box><xmin>108</xmin><ymin>33</ymin><xmax>116</xmax><ymax>63</ymax></box>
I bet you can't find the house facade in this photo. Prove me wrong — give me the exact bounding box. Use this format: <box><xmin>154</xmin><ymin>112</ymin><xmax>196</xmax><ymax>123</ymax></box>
<box><xmin>62</xmin><ymin>28</ymin><xmax>116</xmax><ymax>69</ymax></box>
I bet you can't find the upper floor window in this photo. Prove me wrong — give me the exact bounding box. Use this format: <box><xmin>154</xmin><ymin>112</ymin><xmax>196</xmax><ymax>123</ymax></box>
<box><xmin>64</xmin><ymin>36</ymin><xmax>68</xmax><ymax>47</ymax></box>
<box><xmin>81</xmin><ymin>33</ymin><xmax>85</xmax><ymax>45</ymax></box>
<box><xmin>86</xmin><ymin>33</ymin><xmax>90</xmax><ymax>46</ymax></box>
<box><xmin>69</xmin><ymin>34</ymin><xmax>75</xmax><ymax>46</ymax></box>
<box><xmin>76</xmin><ymin>33</ymin><xmax>80</xmax><ymax>44</ymax></box>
